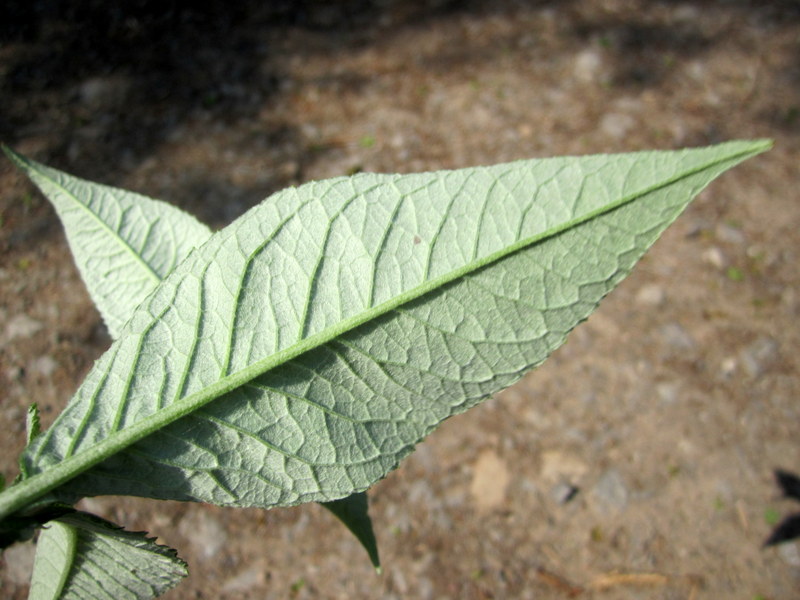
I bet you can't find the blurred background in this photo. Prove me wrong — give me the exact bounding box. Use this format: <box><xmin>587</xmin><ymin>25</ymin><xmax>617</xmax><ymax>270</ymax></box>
<box><xmin>1</xmin><ymin>1</ymin><xmax>798</xmax><ymax>598</ymax></box>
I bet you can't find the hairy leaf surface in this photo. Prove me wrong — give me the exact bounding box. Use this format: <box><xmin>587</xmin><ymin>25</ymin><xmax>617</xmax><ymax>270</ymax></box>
<box><xmin>28</xmin><ymin>519</ymin><xmax>74</xmax><ymax>599</ymax></box>
<box><xmin>28</xmin><ymin>512</ymin><xmax>186</xmax><ymax>599</ymax></box>
<box><xmin>0</xmin><ymin>141</ymin><xmax>769</xmax><ymax>519</ymax></box>
<box><xmin>3</xmin><ymin>147</ymin><xmax>212</xmax><ymax>338</ymax></box>
<box><xmin>7</xmin><ymin>151</ymin><xmax>380</xmax><ymax>569</ymax></box>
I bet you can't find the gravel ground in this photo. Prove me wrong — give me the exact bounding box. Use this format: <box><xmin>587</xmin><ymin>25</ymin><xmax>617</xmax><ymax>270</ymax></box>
<box><xmin>1</xmin><ymin>1</ymin><xmax>799</xmax><ymax>598</ymax></box>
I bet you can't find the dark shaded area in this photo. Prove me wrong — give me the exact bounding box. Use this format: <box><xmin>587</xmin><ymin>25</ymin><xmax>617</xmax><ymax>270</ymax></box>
<box><xmin>579</xmin><ymin>20</ymin><xmax>713</xmax><ymax>87</ymax></box>
<box><xmin>2</xmin><ymin>1</ymin><xmax>281</xmax><ymax>163</ymax></box>
<box><xmin>0</xmin><ymin>0</ymin><xmax>479</xmax><ymax>156</ymax></box>
<box><xmin>2</xmin><ymin>0</ymin><xmax>796</xmax><ymax>168</ymax></box>
<box><xmin>0</xmin><ymin>0</ymin><xmax>552</xmax><ymax>241</ymax></box>
<box><xmin>765</xmin><ymin>514</ymin><xmax>800</xmax><ymax>546</ymax></box>
<box><xmin>0</xmin><ymin>0</ymin><xmax>506</xmax><ymax>232</ymax></box>
<box><xmin>776</xmin><ymin>469</ymin><xmax>800</xmax><ymax>501</ymax></box>
<box><xmin>1</xmin><ymin>0</ymin><xmax>798</xmax><ymax>230</ymax></box>
<box><xmin>764</xmin><ymin>469</ymin><xmax>800</xmax><ymax>546</ymax></box>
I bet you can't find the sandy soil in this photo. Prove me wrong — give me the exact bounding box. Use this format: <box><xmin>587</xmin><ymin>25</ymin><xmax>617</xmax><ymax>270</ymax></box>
<box><xmin>1</xmin><ymin>1</ymin><xmax>799</xmax><ymax>598</ymax></box>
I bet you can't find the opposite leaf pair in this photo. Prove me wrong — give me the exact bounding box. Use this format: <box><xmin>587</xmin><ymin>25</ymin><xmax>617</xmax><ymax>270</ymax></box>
<box><xmin>0</xmin><ymin>140</ymin><xmax>770</xmax><ymax>599</ymax></box>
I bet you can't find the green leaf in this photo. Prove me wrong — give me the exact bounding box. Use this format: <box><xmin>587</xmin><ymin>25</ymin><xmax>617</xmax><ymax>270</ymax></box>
<box><xmin>5</xmin><ymin>150</ymin><xmax>381</xmax><ymax>567</ymax></box>
<box><xmin>26</xmin><ymin>404</ymin><xmax>41</xmax><ymax>447</ymax></box>
<box><xmin>28</xmin><ymin>512</ymin><xmax>187</xmax><ymax>600</ymax></box>
<box><xmin>0</xmin><ymin>141</ymin><xmax>770</xmax><ymax>522</ymax></box>
<box><xmin>322</xmin><ymin>492</ymin><xmax>381</xmax><ymax>571</ymax></box>
<box><xmin>19</xmin><ymin>404</ymin><xmax>42</xmax><ymax>480</ymax></box>
<box><xmin>2</xmin><ymin>146</ymin><xmax>212</xmax><ymax>339</ymax></box>
<box><xmin>28</xmin><ymin>519</ymin><xmax>75</xmax><ymax>599</ymax></box>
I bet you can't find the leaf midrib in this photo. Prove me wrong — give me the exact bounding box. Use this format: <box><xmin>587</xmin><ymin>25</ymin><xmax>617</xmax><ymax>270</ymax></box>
<box><xmin>0</xmin><ymin>142</ymin><xmax>768</xmax><ymax>521</ymax></box>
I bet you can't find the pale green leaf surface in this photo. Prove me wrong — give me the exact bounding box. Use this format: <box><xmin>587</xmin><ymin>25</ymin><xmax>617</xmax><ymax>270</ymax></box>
<box><xmin>28</xmin><ymin>520</ymin><xmax>75</xmax><ymax>600</ymax></box>
<box><xmin>29</xmin><ymin>512</ymin><xmax>186</xmax><ymax>600</ymax></box>
<box><xmin>3</xmin><ymin>147</ymin><xmax>212</xmax><ymax>338</ymax></box>
<box><xmin>5</xmin><ymin>149</ymin><xmax>382</xmax><ymax>569</ymax></box>
<box><xmin>3</xmin><ymin>141</ymin><xmax>769</xmax><ymax>518</ymax></box>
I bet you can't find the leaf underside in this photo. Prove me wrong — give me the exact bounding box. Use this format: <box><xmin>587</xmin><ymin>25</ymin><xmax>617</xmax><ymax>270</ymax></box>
<box><xmin>3</xmin><ymin>147</ymin><xmax>212</xmax><ymax>339</ymax></box>
<box><xmin>4</xmin><ymin>141</ymin><xmax>769</xmax><ymax>520</ymax></box>
<box><xmin>28</xmin><ymin>519</ymin><xmax>75</xmax><ymax>600</ymax></box>
<box><xmin>29</xmin><ymin>512</ymin><xmax>187</xmax><ymax>600</ymax></box>
<box><xmin>5</xmin><ymin>146</ymin><xmax>380</xmax><ymax>568</ymax></box>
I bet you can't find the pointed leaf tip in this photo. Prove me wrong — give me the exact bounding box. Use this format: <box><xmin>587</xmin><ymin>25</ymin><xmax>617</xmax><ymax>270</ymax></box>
<box><xmin>323</xmin><ymin>492</ymin><xmax>381</xmax><ymax>571</ymax></box>
<box><xmin>4</xmin><ymin>149</ymin><xmax>212</xmax><ymax>338</ymax></box>
<box><xmin>26</xmin><ymin>404</ymin><xmax>41</xmax><ymax>446</ymax></box>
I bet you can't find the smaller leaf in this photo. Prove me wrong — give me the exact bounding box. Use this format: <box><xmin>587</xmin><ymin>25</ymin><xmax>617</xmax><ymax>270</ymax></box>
<box><xmin>29</xmin><ymin>520</ymin><xmax>76</xmax><ymax>600</ymax></box>
<box><xmin>5</xmin><ymin>149</ymin><xmax>385</xmax><ymax>568</ymax></box>
<box><xmin>26</xmin><ymin>404</ymin><xmax>41</xmax><ymax>446</ymax></box>
<box><xmin>19</xmin><ymin>405</ymin><xmax>42</xmax><ymax>480</ymax></box>
<box><xmin>2</xmin><ymin>146</ymin><xmax>212</xmax><ymax>338</ymax></box>
<box><xmin>322</xmin><ymin>492</ymin><xmax>381</xmax><ymax>572</ymax></box>
<box><xmin>29</xmin><ymin>512</ymin><xmax>187</xmax><ymax>600</ymax></box>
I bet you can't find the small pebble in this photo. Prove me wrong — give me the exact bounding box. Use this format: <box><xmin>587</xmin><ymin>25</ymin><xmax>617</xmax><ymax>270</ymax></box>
<box><xmin>221</xmin><ymin>564</ymin><xmax>266</xmax><ymax>593</ymax></box>
<box><xmin>702</xmin><ymin>246</ymin><xmax>727</xmax><ymax>269</ymax></box>
<box><xmin>601</xmin><ymin>112</ymin><xmax>636</xmax><ymax>139</ymax></box>
<box><xmin>29</xmin><ymin>355</ymin><xmax>58</xmax><ymax>378</ymax></box>
<box><xmin>470</xmin><ymin>450</ymin><xmax>510</xmax><ymax>512</ymax></box>
<box><xmin>656</xmin><ymin>381</ymin><xmax>680</xmax><ymax>404</ymax></box>
<box><xmin>716</xmin><ymin>223</ymin><xmax>746</xmax><ymax>245</ymax></box>
<box><xmin>661</xmin><ymin>322</ymin><xmax>696</xmax><ymax>350</ymax></box>
<box><xmin>5</xmin><ymin>314</ymin><xmax>43</xmax><ymax>341</ymax></box>
<box><xmin>674</xmin><ymin>5</ymin><xmax>701</xmax><ymax>22</ymax></box>
<box><xmin>591</xmin><ymin>469</ymin><xmax>629</xmax><ymax>515</ymax></box>
<box><xmin>739</xmin><ymin>337</ymin><xmax>778</xmax><ymax>378</ymax></box>
<box><xmin>539</xmin><ymin>450</ymin><xmax>589</xmax><ymax>482</ymax></box>
<box><xmin>778</xmin><ymin>542</ymin><xmax>800</xmax><ymax>567</ymax></box>
<box><xmin>720</xmin><ymin>356</ymin><xmax>738</xmax><ymax>378</ymax></box>
<box><xmin>178</xmin><ymin>511</ymin><xmax>227</xmax><ymax>561</ymax></box>
<box><xmin>636</xmin><ymin>284</ymin><xmax>666</xmax><ymax>306</ymax></box>
<box><xmin>78</xmin><ymin>76</ymin><xmax>130</xmax><ymax>109</ymax></box>
<box><xmin>550</xmin><ymin>482</ymin><xmax>580</xmax><ymax>505</ymax></box>
<box><xmin>573</xmin><ymin>49</ymin><xmax>604</xmax><ymax>83</ymax></box>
